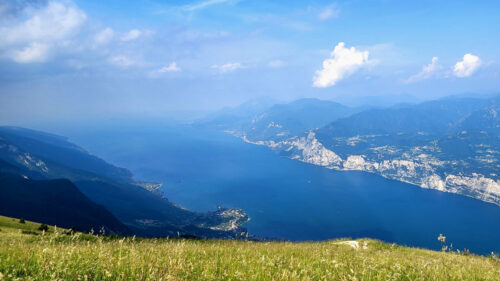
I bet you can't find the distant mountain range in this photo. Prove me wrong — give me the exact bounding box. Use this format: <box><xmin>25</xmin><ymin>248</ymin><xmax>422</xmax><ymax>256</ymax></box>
<box><xmin>0</xmin><ymin>126</ymin><xmax>248</xmax><ymax>238</ymax></box>
<box><xmin>199</xmin><ymin>95</ymin><xmax>500</xmax><ymax>207</ymax></box>
<box><xmin>199</xmin><ymin>98</ymin><xmax>359</xmax><ymax>141</ymax></box>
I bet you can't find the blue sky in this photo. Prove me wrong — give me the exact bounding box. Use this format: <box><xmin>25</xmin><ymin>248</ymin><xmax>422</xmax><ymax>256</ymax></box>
<box><xmin>1</xmin><ymin>0</ymin><xmax>500</xmax><ymax>123</ymax></box>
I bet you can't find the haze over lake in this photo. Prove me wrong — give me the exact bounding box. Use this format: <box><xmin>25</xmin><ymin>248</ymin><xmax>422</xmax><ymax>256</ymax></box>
<box><xmin>64</xmin><ymin>123</ymin><xmax>500</xmax><ymax>255</ymax></box>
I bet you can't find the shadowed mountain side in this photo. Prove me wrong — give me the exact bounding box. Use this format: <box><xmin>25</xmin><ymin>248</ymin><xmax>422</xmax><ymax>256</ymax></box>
<box><xmin>0</xmin><ymin>127</ymin><xmax>249</xmax><ymax>238</ymax></box>
<box><xmin>0</xmin><ymin>160</ymin><xmax>130</xmax><ymax>234</ymax></box>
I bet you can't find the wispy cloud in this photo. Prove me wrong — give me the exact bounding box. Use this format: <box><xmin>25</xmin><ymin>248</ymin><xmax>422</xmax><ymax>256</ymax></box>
<box><xmin>183</xmin><ymin>0</ymin><xmax>236</xmax><ymax>12</ymax></box>
<box><xmin>318</xmin><ymin>4</ymin><xmax>339</xmax><ymax>21</ymax></box>
<box><xmin>121</xmin><ymin>29</ymin><xmax>142</xmax><ymax>41</ymax></box>
<box><xmin>158</xmin><ymin>62</ymin><xmax>181</xmax><ymax>73</ymax></box>
<box><xmin>149</xmin><ymin>62</ymin><xmax>181</xmax><ymax>78</ymax></box>
<box><xmin>108</xmin><ymin>55</ymin><xmax>135</xmax><ymax>68</ymax></box>
<box><xmin>93</xmin><ymin>27</ymin><xmax>114</xmax><ymax>47</ymax></box>
<box><xmin>211</xmin><ymin>62</ymin><xmax>243</xmax><ymax>73</ymax></box>
<box><xmin>268</xmin><ymin>60</ymin><xmax>284</xmax><ymax>68</ymax></box>
<box><xmin>453</xmin><ymin>54</ymin><xmax>481</xmax><ymax>78</ymax></box>
<box><xmin>313</xmin><ymin>42</ymin><xmax>369</xmax><ymax>88</ymax></box>
<box><xmin>405</xmin><ymin>57</ymin><xmax>442</xmax><ymax>83</ymax></box>
<box><xmin>11</xmin><ymin>42</ymin><xmax>50</xmax><ymax>63</ymax></box>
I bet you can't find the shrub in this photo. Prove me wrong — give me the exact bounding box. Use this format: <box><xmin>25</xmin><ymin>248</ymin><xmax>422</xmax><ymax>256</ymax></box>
<box><xmin>38</xmin><ymin>224</ymin><xmax>49</xmax><ymax>232</ymax></box>
<box><xmin>65</xmin><ymin>227</ymin><xmax>78</xmax><ymax>235</ymax></box>
<box><xmin>19</xmin><ymin>219</ymin><xmax>25</xmax><ymax>224</ymax></box>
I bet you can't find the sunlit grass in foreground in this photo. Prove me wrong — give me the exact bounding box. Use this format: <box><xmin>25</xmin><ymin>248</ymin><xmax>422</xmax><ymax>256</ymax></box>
<box><xmin>0</xmin><ymin>216</ymin><xmax>499</xmax><ymax>280</ymax></box>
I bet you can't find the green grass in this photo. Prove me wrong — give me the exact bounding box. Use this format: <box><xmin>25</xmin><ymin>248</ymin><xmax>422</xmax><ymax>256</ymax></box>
<box><xmin>0</xmin><ymin>215</ymin><xmax>499</xmax><ymax>280</ymax></box>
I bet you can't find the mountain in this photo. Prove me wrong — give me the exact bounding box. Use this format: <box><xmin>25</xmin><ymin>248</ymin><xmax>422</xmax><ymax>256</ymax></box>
<box><xmin>317</xmin><ymin>97</ymin><xmax>489</xmax><ymax>138</ymax></box>
<box><xmin>332</xmin><ymin>94</ymin><xmax>421</xmax><ymax>108</ymax></box>
<box><xmin>204</xmin><ymin>95</ymin><xmax>500</xmax><ymax>207</ymax></box>
<box><xmin>196</xmin><ymin>97</ymin><xmax>276</xmax><ymax>131</ymax></box>
<box><xmin>0</xmin><ymin>126</ymin><xmax>133</xmax><ymax>183</ymax></box>
<box><xmin>0</xmin><ymin>126</ymin><xmax>248</xmax><ymax>238</ymax></box>
<box><xmin>199</xmin><ymin>98</ymin><xmax>358</xmax><ymax>142</ymax></box>
<box><xmin>0</xmin><ymin>159</ymin><xmax>130</xmax><ymax>234</ymax></box>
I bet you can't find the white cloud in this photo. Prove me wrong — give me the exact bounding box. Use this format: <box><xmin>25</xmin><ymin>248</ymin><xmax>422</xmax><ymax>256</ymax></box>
<box><xmin>268</xmin><ymin>60</ymin><xmax>284</xmax><ymax>68</ymax></box>
<box><xmin>11</xmin><ymin>42</ymin><xmax>49</xmax><ymax>63</ymax></box>
<box><xmin>318</xmin><ymin>4</ymin><xmax>339</xmax><ymax>21</ymax></box>
<box><xmin>313</xmin><ymin>42</ymin><xmax>369</xmax><ymax>88</ymax></box>
<box><xmin>405</xmin><ymin>56</ymin><xmax>442</xmax><ymax>83</ymax></box>
<box><xmin>121</xmin><ymin>29</ymin><xmax>142</xmax><ymax>41</ymax></box>
<box><xmin>108</xmin><ymin>55</ymin><xmax>135</xmax><ymax>68</ymax></box>
<box><xmin>453</xmin><ymin>54</ymin><xmax>481</xmax><ymax>78</ymax></box>
<box><xmin>211</xmin><ymin>62</ymin><xmax>243</xmax><ymax>73</ymax></box>
<box><xmin>0</xmin><ymin>0</ymin><xmax>86</xmax><ymax>63</ymax></box>
<box><xmin>2</xmin><ymin>1</ymin><xmax>86</xmax><ymax>44</ymax></box>
<box><xmin>183</xmin><ymin>0</ymin><xmax>233</xmax><ymax>11</ymax></box>
<box><xmin>148</xmin><ymin>62</ymin><xmax>181</xmax><ymax>78</ymax></box>
<box><xmin>93</xmin><ymin>27</ymin><xmax>114</xmax><ymax>46</ymax></box>
<box><xmin>158</xmin><ymin>62</ymin><xmax>181</xmax><ymax>73</ymax></box>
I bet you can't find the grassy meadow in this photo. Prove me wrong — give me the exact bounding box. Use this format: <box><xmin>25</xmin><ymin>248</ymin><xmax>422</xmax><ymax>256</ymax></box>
<box><xmin>0</xmin><ymin>215</ymin><xmax>499</xmax><ymax>281</ymax></box>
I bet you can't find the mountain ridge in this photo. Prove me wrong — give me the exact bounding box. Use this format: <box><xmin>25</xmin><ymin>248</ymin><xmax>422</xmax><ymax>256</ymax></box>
<box><xmin>202</xmin><ymin>95</ymin><xmax>500</xmax><ymax>207</ymax></box>
<box><xmin>0</xmin><ymin>126</ymin><xmax>249</xmax><ymax>238</ymax></box>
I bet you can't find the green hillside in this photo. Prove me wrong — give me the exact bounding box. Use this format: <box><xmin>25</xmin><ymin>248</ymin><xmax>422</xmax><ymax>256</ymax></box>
<box><xmin>0</xmin><ymin>216</ymin><xmax>499</xmax><ymax>280</ymax></box>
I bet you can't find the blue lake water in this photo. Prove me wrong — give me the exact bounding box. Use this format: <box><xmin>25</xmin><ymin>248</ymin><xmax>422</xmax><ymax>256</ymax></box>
<box><xmin>65</xmin><ymin>123</ymin><xmax>500</xmax><ymax>255</ymax></box>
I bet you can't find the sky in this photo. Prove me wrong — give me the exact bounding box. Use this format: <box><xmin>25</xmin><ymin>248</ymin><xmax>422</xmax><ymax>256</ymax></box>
<box><xmin>1</xmin><ymin>0</ymin><xmax>500</xmax><ymax>123</ymax></box>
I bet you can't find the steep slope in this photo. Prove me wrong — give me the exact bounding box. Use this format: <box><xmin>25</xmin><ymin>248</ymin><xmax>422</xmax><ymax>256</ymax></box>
<box><xmin>0</xmin><ymin>126</ymin><xmax>133</xmax><ymax>183</ymax></box>
<box><xmin>0</xmin><ymin>127</ymin><xmax>248</xmax><ymax>238</ymax></box>
<box><xmin>267</xmin><ymin>96</ymin><xmax>500</xmax><ymax>206</ymax></box>
<box><xmin>208</xmin><ymin>95</ymin><xmax>500</xmax><ymax>207</ymax></box>
<box><xmin>0</xmin><ymin>159</ymin><xmax>130</xmax><ymax>234</ymax></box>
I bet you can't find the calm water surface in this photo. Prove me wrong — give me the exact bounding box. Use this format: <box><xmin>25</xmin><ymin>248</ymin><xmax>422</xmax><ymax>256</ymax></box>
<box><xmin>66</xmin><ymin>124</ymin><xmax>500</xmax><ymax>255</ymax></box>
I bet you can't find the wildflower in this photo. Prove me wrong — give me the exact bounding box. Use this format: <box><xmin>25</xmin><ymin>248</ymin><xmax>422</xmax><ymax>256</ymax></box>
<box><xmin>438</xmin><ymin>234</ymin><xmax>448</xmax><ymax>251</ymax></box>
<box><xmin>437</xmin><ymin>234</ymin><xmax>446</xmax><ymax>243</ymax></box>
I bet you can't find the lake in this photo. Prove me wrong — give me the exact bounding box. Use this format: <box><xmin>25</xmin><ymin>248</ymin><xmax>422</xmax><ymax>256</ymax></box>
<box><xmin>63</xmin><ymin>122</ymin><xmax>500</xmax><ymax>255</ymax></box>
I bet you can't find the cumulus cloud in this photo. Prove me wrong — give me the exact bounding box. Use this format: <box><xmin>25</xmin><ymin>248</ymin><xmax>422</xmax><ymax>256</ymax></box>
<box><xmin>211</xmin><ymin>62</ymin><xmax>243</xmax><ymax>73</ymax></box>
<box><xmin>121</xmin><ymin>29</ymin><xmax>142</xmax><ymax>41</ymax></box>
<box><xmin>268</xmin><ymin>60</ymin><xmax>284</xmax><ymax>68</ymax></box>
<box><xmin>93</xmin><ymin>27</ymin><xmax>114</xmax><ymax>46</ymax></box>
<box><xmin>108</xmin><ymin>55</ymin><xmax>135</xmax><ymax>68</ymax></box>
<box><xmin>0</xmin><ymin>0</ymin><xmax>86</xmax><ymax>63</ymax></box>
<box><xmin>318</xmin><ymin>4</ymin><xmax>339</xmax><ymax>21</ymax></box>
<box><xmin>2</xmin><ymin>1</ymin><xmax>86</xmax><ymax>44</ymax></box>
<box><xmin>453</xmin><ymin>54</ymin><xmax>481</xmax><ymax>78</ymax></box>
<box><xmin>313</xmin><ymin>42</ymin><xmax>369</xmax><ymax>88</ymax></box>
<box><xmin>405</xmin><ymin>57</ymin><xmax>442</xmax><ymax>83</ymax></box>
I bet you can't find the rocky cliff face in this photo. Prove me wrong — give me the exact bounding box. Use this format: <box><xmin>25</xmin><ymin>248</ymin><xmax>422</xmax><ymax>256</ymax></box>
<box><xmin>238</xmin><ymin>131</ymin><xmax>500</xmax><ymax>207</ymax></box>
<box><xmin>214</xmin><ymin>96</ymin><xmax>500</xmax><ymax>207</ymax></box>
